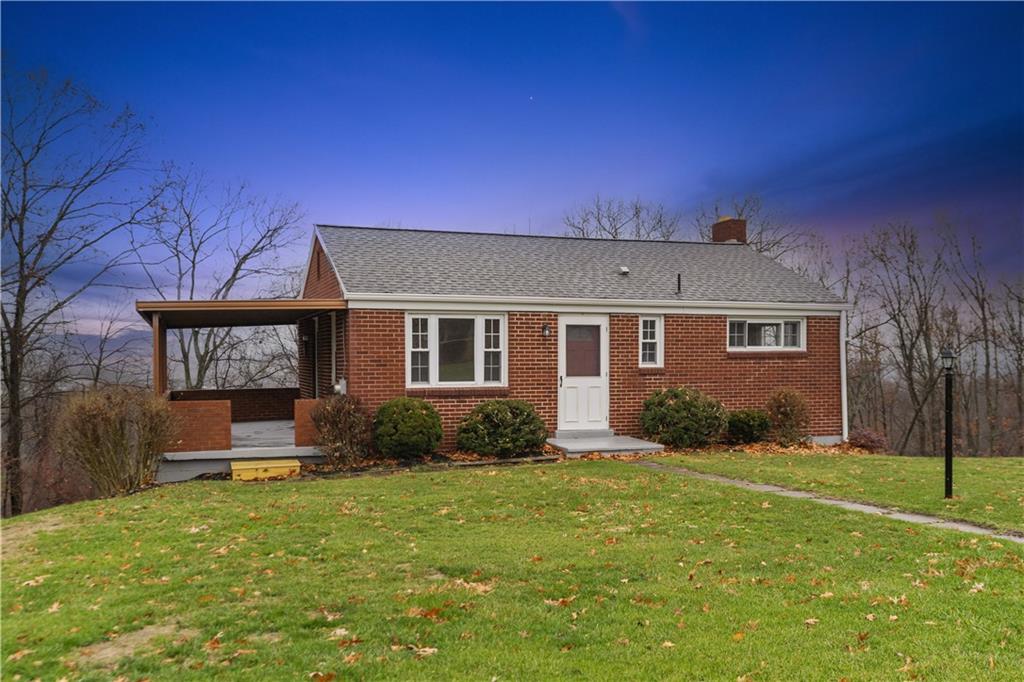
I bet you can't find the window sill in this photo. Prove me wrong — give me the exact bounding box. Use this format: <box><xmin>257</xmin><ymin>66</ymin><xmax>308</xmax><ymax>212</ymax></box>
<box><xmin>727</xmin><ymin>350</ymin><xmax>808</xmax><ymax>359</ymax></box>
<box><xmin>638</xmin><ymin>366</ymin><xmax>665</xmax><ymax>375</ymax></box>
<box><xmin>406</xmin><ymin>386</ymin><xmax>510</xmax><ymax>399</ymax></box>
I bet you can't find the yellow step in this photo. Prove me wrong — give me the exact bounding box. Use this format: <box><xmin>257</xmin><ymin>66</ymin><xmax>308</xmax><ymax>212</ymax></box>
<box><xmin>230</xmin><ymin>459</ymin><xmax>301</xmax><ymax>481</ymax></box>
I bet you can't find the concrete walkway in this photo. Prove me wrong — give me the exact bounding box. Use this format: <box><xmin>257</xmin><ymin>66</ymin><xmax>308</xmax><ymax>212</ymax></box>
<box><xmin>631</xmin><ymin>460</ymin><xmax>1024</xmax><ymax>545</ymax></box>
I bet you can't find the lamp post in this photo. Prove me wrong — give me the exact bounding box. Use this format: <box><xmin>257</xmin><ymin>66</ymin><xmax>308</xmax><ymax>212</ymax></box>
<box><xmin>940</xmin><ymin>348</ymin><xmax>957</xmax><ymax>499</ymax></box>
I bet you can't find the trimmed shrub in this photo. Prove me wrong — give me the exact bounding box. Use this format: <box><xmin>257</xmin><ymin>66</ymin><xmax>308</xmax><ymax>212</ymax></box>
<box><xmin>311</xmin><ymin>395</ymin><xmax>372</xmax><ymax>467</ymax></box>
<box><xmin>456</xmin><ymin>400</ymin><xmax>547</xmax><ymax>457</ymax></box>
<box><xmin>54</xmin><ymin>387</ymin><xmax>175</xmax><ymax>497</ymax></box>
<box><xmin>640</xmin><ymin>387</ymin><xmax>726</xmax><ymax>448</ymax></box>
<box><xmin>373</xmin><ymin>397</ymin><xmax>442</xmax><ymax>459</ymax></box>
<box><xmin>725</xmin><ymin>409</ymin><xmax>772</xmax><ymax>444</ymax></box>
<box><xmin>766</xmin><ymin>389</ymin><xmax>811</xmax><ymax>446</ymax></box>
<box><xmin>847</xmin><ymin>428</ymin><xmax>889</xmax><ymax>453</ymax></box>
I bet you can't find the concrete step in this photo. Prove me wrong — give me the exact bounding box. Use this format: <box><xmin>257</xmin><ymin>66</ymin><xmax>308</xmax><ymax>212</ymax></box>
<box><xmin>554</xmin><ymin>429</ymin><xmax>614</xmax><ymax>439</ymax></box>
<box><xmin>547</xmin><ymin>435</ymin><xmax>664</xmax><ymax>457</ymax></box>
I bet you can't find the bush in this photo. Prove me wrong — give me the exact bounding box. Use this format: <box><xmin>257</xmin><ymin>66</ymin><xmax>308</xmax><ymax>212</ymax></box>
<box><xmin>847</xmin><ymin>428</ymin><xmax>889</xmax><ymax>453</ymax></box>
<box><xmin>456</xmin><ymin>400</ymin><xmax>547</xmax><ymax>457</ymax></box>
<box><xmin>373</xmin><ymin>397</ymin><xmax>442</xmax><ymax>459</ymax></box>
<box><xmin>766</xmin><ymin>389</ymin><xmax>811</xmax><ymax>446</ymax></box>
<box><xmin>640</xmin><ymin>387</ymin><xmax>726</xmax><ymax>448</ymax></box>
<box><xmin>311</xmin><ymin>395</ymin><xmax>372</xmax><ymax>467</ymax></box>
<box><xmin>54</xmin><ymin>387</ymin><xmax>175</xmax><ymax>497</ymax></box>
<box><xmin>725</xmin><ymin>409</ymin><xmax>772</xmax><ymax>444</ymax></box>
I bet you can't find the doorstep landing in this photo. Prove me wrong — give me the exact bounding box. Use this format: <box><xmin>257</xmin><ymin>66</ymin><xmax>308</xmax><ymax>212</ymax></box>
<box><xmin>547</xmin><ymin>435</ymin><xmax>664</xmax><ymax>457</ymax></box>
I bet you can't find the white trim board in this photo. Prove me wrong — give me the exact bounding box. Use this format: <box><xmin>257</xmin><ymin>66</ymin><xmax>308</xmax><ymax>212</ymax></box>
<box><xmin>346</xmin><ymin>295</ymin><xmax>846</xmax><ymax>317</ymax></box>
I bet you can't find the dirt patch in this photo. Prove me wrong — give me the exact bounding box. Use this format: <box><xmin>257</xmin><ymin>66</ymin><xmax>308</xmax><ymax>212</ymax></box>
<box><xmin>76</xmin><ymin>622</ymin><xmax>199</xmax><ymax>667</ymax></box>
<box><xmin>1</xmin><ymin>515</ymin><xmax>69</xmax><ymax>560</ymax></box>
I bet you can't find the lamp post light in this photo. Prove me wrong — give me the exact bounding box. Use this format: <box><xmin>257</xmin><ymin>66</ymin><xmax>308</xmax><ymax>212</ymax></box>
<box><xmin>940</xmin><ymin>348</ymin><xmax>957</xmax><ymax>499</ymax></box>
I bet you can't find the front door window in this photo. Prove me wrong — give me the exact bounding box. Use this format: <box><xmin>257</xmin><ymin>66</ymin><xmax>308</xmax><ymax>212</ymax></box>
<box><xmin>565</xmin><ymin>325</ymin><xmax>601</xmax><ymax>376</ymax></box>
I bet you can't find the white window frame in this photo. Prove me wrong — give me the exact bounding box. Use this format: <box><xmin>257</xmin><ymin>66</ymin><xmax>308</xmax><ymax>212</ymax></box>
<box><xmin>405</xmin><ymin>313</ymin><xmax>508</xmax><ymax>387</ymax></box>
<box><xmin>727</xmin><ymin>317</ymin><xmax>806</xmax><ymax>352</ymax></box>
<box><xmin>638</xmin><ymin>315</ymin><xmax>664</xmax><ymax>367</ymax></box>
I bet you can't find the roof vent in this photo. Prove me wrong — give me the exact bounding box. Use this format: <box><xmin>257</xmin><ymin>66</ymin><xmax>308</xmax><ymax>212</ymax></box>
<box><xmin>619</xmin><ymin>266</ymin><xmax>630</xmax><ymax>275</ymax></box>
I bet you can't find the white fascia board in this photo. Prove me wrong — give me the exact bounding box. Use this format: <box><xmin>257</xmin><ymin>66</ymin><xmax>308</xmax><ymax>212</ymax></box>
<box><xmin>344</xmin><ymin>293</ymin><xmax>849</xmax><ymax>316</ymax></box>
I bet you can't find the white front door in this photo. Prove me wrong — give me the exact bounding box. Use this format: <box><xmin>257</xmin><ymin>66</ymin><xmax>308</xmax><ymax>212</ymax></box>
<box><xmin>557</xmin><ymin>315</ymin><xmax>610</xmax><ymax>432</ymax></box>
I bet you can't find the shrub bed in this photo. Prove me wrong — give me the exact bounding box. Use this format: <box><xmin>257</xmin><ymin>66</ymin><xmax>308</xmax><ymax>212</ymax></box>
<box><xmin>640</xmin><ymin>387</ymin><xmax>726</xmax><ymax>448</ymax></box>
<box><xmin>726</xmin><ymin>409</ymin><xmax>772</xmax><ymax>444</ymax></box>
<box><xmin>311</xmin><ymin>395</ymin><xmax>372</xmax><ymax>467</ymax></box>
<box><xmin>766</xmin><ymin>389</ymin><xmax>811</xmax><ymax>446</ymax></box>
<box><xmin>847</xmin><ymin>427</ymin><xmax>889</xmax><ymax>453</ymax></box>
<box><xmin>456</xmin><ymin>399</ymin><xmax>547</xmax><ymax>457</ymax></box>
<box><xmin>373</xmin><ymin>397</ymin><xmax>442</xmax><ymax>459</ymax></box>
<box><xmin>55</xmin><ymin>387</ymin><xmax>175</xmax><ymax>497</ymax></box>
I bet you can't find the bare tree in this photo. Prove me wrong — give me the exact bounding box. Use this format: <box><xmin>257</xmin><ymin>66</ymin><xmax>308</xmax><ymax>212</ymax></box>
<box><xmin>945</xmin><ymin>229</ymin><xmax>999</xmax><ymax>453</ymax></box>
<box><xmin>1</xmin><ymin>69</ymin><xmax>162</xmax><ymax>515</ymax></box>
<box><xmin>563</xmin><ymin>195</ymin><xmax>681</xmax><ymax>240</ymax></box>
<box><xmin>131</xmin><ymin>167</ymin><xmax>303</xmax><ymax>389</ymax></box>
<box><xmin>694</xmin><ymin>194</ymin><xmax>810</xmax><ymax>262</ymax></box>
<box><xmin>997</xmin><ymin>279</ymin><xmax>1024</xmax><ymax>454</ymax></box>
<box><xmin>857</xmin><ymin>224</ymin><xmax>948</xmax><ymax>455</ymax></box>
<box><xmin>71</xmin><ymin>302</ymin><xmax>148</xmax><ymax>387</ymax></box>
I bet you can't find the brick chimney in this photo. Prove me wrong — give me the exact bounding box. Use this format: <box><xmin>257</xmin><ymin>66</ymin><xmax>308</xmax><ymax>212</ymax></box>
<box><xmin>710</xmin><ymin>217</ymin><xmax>747</xmax><ymax>244</ymax></box>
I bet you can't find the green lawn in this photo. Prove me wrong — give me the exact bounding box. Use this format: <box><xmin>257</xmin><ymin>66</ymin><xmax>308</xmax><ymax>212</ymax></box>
<box><xmin>655</xmin><ymin>452</ymin><xmax>1024</xmax><ymax>533</ymax></box>
<box><xmin>3</xmin><ymin>460</ymin><xmax>1023</xmax><ymax>680</ymax></box>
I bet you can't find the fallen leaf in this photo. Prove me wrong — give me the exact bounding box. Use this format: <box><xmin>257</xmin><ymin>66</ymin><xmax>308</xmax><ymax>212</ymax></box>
<box><xmin>6</xmin><ymin>649</ymin><xmax>33</xmax><ymax>662</ymax></box>
<box><xmin>343</xmin><ymin>652</ymin><xmax>362</xmax><ymax>664</ymax></box>
<box><xmin>544</xmin><ymin>596</ymin><xmax>577</xmax><ymax>607</ymax></box>
<box><xmin>412</xmin><ymin>646</ymin><xmax>437</xmax><ymax>658</ymax></box>
<box><xmin>335</xmin><ymin>638</ymin><xmax>363</xmax><ymax>649</ymax></box>
<box><xmin>804</xmin><ymin>618</ymin><xmax>819</xmax><ymax>627</ymax></box>
<box><xmin>204</xmin><ymin>633</ymin><xmax>222</xmax><ymax>651</ymax></box>
<box><xmin>661</xmin><ymin>640</ymin><xmax>675</xmax><ymax>648</ymax></box>
<box><xmin>48</xmin><ymin>601</ymin><xmax>62</xmax><ymax>613</ymax></box>
<box><xmin>732</xmin><ymin>632</ymin><xmax>745</xmax><ymax>642</ymax></box>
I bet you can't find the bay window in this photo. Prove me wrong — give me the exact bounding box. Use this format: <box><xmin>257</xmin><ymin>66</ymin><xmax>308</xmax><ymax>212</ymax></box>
<box><xmin>406</xmin><ymin>314</ymin><xmax>507</xmax><ymax>386</ymax></box>
<box><xmin>727</xmin><ymin>318</ymin><xmax>804</xmax><ymax>351</ymax></box>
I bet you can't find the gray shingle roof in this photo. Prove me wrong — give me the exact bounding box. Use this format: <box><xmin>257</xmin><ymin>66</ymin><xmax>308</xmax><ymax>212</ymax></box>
<box><xmin>315</xmin><ymin>225</ymin><xmax>845</xmax><ymax>305</ymax></box>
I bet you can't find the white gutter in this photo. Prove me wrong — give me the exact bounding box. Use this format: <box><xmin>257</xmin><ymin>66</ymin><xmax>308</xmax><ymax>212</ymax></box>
<box><xmin>344</xmin><ymin>292</ymin><xmax>851</xmax><ymax>315</ymax></box>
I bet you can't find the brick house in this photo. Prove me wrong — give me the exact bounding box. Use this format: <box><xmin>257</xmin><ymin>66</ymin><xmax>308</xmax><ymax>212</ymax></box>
<box><xmin>299</xmin><ymin>219</ymin><xmax>848</xmax><ymax>446</ymax></box>
<box><xmin>138</xmin><ymin>218</ymin><xmax>849</xmax><ymax>478</ymax></box>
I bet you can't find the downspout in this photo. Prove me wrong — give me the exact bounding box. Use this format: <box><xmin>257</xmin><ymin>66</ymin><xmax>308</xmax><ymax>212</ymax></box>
<box><xmin>313</xmin><ymin>316</ymin><xmax>319</xmax><ymax>399</ymax></box>
<box><xmin>840</xmin><ymin>309</ymin><xmax>849</xmax><ymax>441</ymax></box>
<box><xmin>330</xmin><ymin>312</ymin><xmax>337</xmax><ymax>387</ymax></box>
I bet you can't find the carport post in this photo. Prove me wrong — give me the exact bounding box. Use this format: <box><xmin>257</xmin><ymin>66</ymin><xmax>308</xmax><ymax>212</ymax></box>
<box><xmin>152</xmin><ymin>311</ymin><xmax>168</xmax><ymax>395</ymax></box>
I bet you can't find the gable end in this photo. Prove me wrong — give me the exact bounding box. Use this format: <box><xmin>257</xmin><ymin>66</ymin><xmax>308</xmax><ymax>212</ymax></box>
<box><xmin>301</xmin><ymin>236</ymin><xmax>342</xmax><ymax>299</ymax></box>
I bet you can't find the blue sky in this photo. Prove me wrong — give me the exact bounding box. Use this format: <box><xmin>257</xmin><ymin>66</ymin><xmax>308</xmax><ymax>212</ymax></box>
<box><xmin>4</xmin><ymin>1</ymin><xmax>1023</xmax><ymax>274</ymax></box>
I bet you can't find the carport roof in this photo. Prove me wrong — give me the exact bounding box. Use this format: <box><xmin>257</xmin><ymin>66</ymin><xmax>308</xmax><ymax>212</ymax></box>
<box><xmin>135</xmin><ymin>299</ymin><xmax>346</xmax><ymax>329</ymax></box>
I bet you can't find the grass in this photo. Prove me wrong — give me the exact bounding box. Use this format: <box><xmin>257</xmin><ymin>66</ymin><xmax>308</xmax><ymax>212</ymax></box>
<box><xmin>655</xmin><ymin>452</ymin><xmax>1024</xmax><ymax>533</ymax></box>
<box><xmin>2</xmin><ymin>460</ymin><xmax>1022</xmax><ymax>680</ymax></box>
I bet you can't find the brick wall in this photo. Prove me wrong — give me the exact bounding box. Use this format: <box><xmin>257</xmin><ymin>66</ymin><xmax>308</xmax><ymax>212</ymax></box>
<box><xmin>302</xmin><ymin>237</ymin><xmax>341</xmax><ymax>298</ymax></box>
<box><xmin>165</xmin><ymin>400</ymin><xmax>232</xmax><ymax>452</ymax></box>
<box><xmin>343</xmin><ymin>309</ymin><xmax>842</xmax><ymax>448</ymax></box>
<box><xmin>609</xmin><ymin>314</ymin><xmax>842</xmax><ymax>437</ymax></box>
<box><xmin>169</xmin><ymin>387</ymin><xmax>299</xmax><ymax>422</ymax></box>
<box><xmin>347</xmin><ymin>310</ymin><xmax>559</xmax><ymax>448</ymax></box>
<box><xmin>294</xmin><ymin>398</ymin><xmax>318</xmax><ymax>446</ymax></box>
<box><xmin>297</xmin><ymin>311</ymin><xmax>346</xmax><ymax>399</ymax></box>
